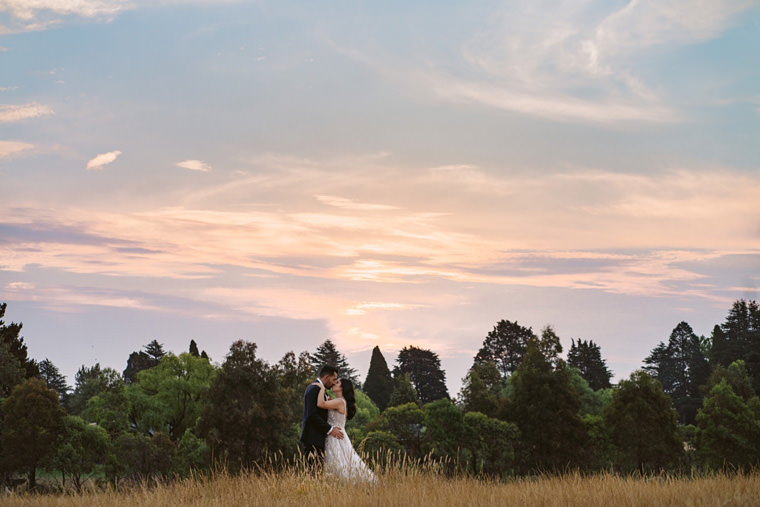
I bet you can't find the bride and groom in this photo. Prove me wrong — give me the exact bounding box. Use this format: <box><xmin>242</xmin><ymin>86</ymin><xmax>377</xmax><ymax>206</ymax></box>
<box><xmin>300</xmin><ymin>365</ymin><xmax>376</xmax><ymax>483</ymax></box>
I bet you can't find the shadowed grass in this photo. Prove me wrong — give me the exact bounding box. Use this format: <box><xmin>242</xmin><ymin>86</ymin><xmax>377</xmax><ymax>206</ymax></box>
<box><xmin>5</xmin><ymin>454</ymin><xmax>760</xmax><ymax>506</ymax></box>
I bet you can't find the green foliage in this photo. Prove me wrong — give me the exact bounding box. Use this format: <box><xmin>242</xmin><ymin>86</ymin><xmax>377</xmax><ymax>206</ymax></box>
<box><xmin>198</xmin><ymin>340</ymin><xmax>294</xmax><ymax>470</ymax></box>
<box><xmin>37</xmin><ymin>358</ymin><xmax>70</xmax><ymax>407</ymax></box>
<box><xmin>363</xmin><ymin>346</ymin><xmax>394</xmax><ymax>411</ymax></box>
<box><xmin>704</xmin><ymin>360</ymin><xmax>756</xmax><ymax>402</ymax></box>
<box><xmin>422</xmin><ymin>399</ymin><xmax>464</xmax><ymax>461</ymax></box>
<box><xmin>394</xmin><ymin>346</ymin><xmax>449</xmax><ymax>404</ymax></box>
<box><xmin>123</xmin><ymin>340</ymin><xmax>166</xmax><ymax>385</ymax></box>
<box><xmin>604</xmin><ymin>371</ymin><xmax>683</xmax><ymax>474</ymax></box>
<box><xmin>568</xmin><ymin>368</ymin><xmax>612</xmax><ymax>417</ymax></box>
<box><xmin>474</xmin><ymin>319</ymin><xmax>535</xmax><ymax>377</ymax></box>
<box><xmin>82</xmin><ymin>368</ymin><xmax>129</xmax><ymax>439</ymax></box>
<box><xmin>173</xmin><ymin>429</ymin><xmax>210</xmax><ymax>476</ymax></box>
<box><xmin>644</xmin><ymin>321</ymin><xmax>710</xmax><ymax>424</ymax></box>
<box><xmin>127</xmin><ymin>352</ymin><xmax>216</xmax><ymax>441</ymax></box>
<box><xmin>537</xmin><ymin>325</ymin><xmax>563</xmax><ymax>365</ymax></box>
<box><xmin>276</xmin><ymin>350</ymin><xmax>314</xmax><ymax>442</ymax></box>
<box><xmin>358</xmin><ymin>430</ymin><xmax>403</xmax><ymax>465</ymax></box>
<box><xmin>567</xmin><ymin>338</ymin><xmax>612</xmax><ymax>390</ymax></box>
<box><xmin>458</xmin><ymin>360</ymin><xmax>505</xmax><ymax>418</ymax></box>
<box><xmin>48</xmin><ymin>415</ymin><xmax>110</xmax><ymax>491</ymax></box>
<box><xmin>1</xmin><ymin>378</ymin><xmax>65</xmax><ymax>490</ymax></box>
<box><xmin>696</xmin><ymin>378</ymin><xmax>760</xmax><ymax>471</ymax></box>
<box><xmin>0</xmin><ymin>302</ymin><xmax>38</xmax><ymax>396</ymax></box>
<box><xmin>107</xmin><ymin>431</ymin><xmax>176</xmax><ymax>483</ymax></box>
<box><xmin>310</xmin><ymin>339</ymin><xmax>359</xmax><ymax>384</ymax></box>
<box><xmin>461</xmin><ymin>411</ymin><xmax>519</xmax><ymax>478</ymax></box>
<box><xmin>383</xmin><ymin>402</ymin><xmax>424</xmax><ymax>457</ymax></box>
<box><xmin>711</xmin><ymin>299</ymin><xmax>760</xmax><ymax>393</ymax></box>
<box><xmin>346</xmin><ymin>390</ymin><xmax>380</xmax><ymax>443</ymax></box>
<box><xmin>389</xmin><ymin>373</ymin><xmax>419</xmax><ymax>407</ymax></box>
<box><xmin>510</xmin><ymin>342</ymin><xmax>587</xmax><ymax>473</ymax></box>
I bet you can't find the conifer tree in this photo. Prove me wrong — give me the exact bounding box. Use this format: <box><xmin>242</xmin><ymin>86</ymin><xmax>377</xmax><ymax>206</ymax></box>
<box><xmin>567</xmin><ymin>338</ymin><xmax>612</xmax><ymax>390</ymax></box>
<box><xmin>309</xmin><ymin>339</ymin><xmax>359</xmax><ymax>384</ymax></box>
<box><xmin>363</xmin><ymin>346</ymin><xmax>394</xmax><ymax>411</ymax></box>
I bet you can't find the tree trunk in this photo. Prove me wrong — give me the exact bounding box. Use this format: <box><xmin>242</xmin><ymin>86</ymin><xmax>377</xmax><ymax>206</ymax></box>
<box><xmin>27</xmin><ymin>467</ymin><xmax>36</xmax><ymax>491</ymax></box>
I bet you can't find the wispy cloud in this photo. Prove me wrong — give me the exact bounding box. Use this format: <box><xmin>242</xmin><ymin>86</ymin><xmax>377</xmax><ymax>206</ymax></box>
<box><xmin>176</xmin><ymin>159</ymin><xmax>212</xmax><ymax>172</ymax></box>
<box><xmin>86</xmin><ymin>150</ymin><xmax>122</xmax><ymax>170</ymax></box>
<box><xmin>0</xmin><ymin>103</ymin><xmax>54</xmax><ymax>123</ymax></box>
<box><xmin>0</xmin><ymin>140</ymin><xmax>34</xmax><ymax>158</ymax></box>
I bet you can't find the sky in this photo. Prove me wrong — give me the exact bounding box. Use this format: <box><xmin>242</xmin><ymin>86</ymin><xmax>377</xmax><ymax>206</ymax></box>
<box><xmin>1</xmin><ymin>0</ymin><xmax>759</xmax><ymax>395</ymax></box>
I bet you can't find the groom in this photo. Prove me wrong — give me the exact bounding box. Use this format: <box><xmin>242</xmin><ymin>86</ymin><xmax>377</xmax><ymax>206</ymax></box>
<box><xmin>300</xmin><ymin>364</ymin><xmax>344</xmax><ymax>463</ymax></box>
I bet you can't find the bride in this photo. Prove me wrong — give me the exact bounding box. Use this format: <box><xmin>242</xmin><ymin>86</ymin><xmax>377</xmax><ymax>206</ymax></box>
<box><xmin>316</xmin><ymin>378</ymin><xmax>377</xmax><ymax>483</ymax></box>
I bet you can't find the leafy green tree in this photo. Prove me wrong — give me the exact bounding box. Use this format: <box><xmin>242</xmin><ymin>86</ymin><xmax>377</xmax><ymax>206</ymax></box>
<box><xmin>49</xmin><ymin>415</ymin><xmax>110</xmax><ymax>491</ymax></box>
<box><xmin>276</xmin><ymin>350</ymin><xmax>313</xmax><ymax>443</ymax></box>
<box><xmin>537</xmin><ymin>325</ymin><xmax>563</xmax><ymax>365</ymax></box>
<box><xmin>422</xmin><ymin>398</ymin><xmax>465</xmax><ymax>462</ymax></box>
<box><xmin>604</xmin><ymin>371</ymin><xmax>682</xmax><ymax>474</ymax></box>
<box><xmin>173</xmin><ymin>429</ymin><xmax>210</xmax><ymax>476</ymax></box>
<box><xmin>394</xmin><ymin>346</ymin><xmax>449</xmax><ymax>404</ymax></box>
<box><xmin>107</xmin><ymin>431</ymin><xmax>175</xmax><ymax>483</ymax></box>
<box><xmin>198</xmin><ymin>340</ymin><xmax>292</xmax><ymax>469</ymax></box>
<box><xmin>644</xmin><ymin>321</ymin><xmax>710</xmax><ymax>424</ymax></box>
<box><xmin>128</xmin><ymin>352</ymin><xmax>216</xmax><ymax>441</ymax></box>
<box><xmin>695</xmin><ymin>378</ymin><xmax>760</xmax><ymax>471</ymax></box>
<box><xmin>458</xmin><ymin>360</ymin><xmax>505</xmax><ymax>418</ymax></box>
<box><xmin>358</xmin><ymin>431</ymin><xmax>403</xmax><ymax>465</ymax></box>
<box><xmin>68</xmin><ymin>364</ymin><xmax>113</xmax><ymax>416</ymax></box>
<box><xmin>37</xmin><ymin>358</ymin><xmax>70</xmax><ymax>407</ymax></box>
<box><xmin>461</xmin><ymin>411</ymin><xmax>519</xmax><ymax>478</ymax></box>
<box><xmin>82</xmin><ymin>368</ymin><xmax>129</xmax><ymax>439</ymax></box>
<box><xmin>363</xmin><ymin>346</ymin><xmax>394</xmax><ymax>411</ymax></box>
<box><xmin>346</xmin><ymin>390</ymin><xmax>380</xmax><ymax>444</ymax></box>
<box><xmin>474</xmin><ymin>319</ymin><xmax>535</xmax><ymax>377</ymax></box>
<box><xmin>510</xmin><ymin>342</ymin><xmax>586</xmax><ymax>473</ymax></box>
<box><xmin>123</xmin><ymin>340</ymin><xmax>166</xmax><ymax>384</ymax></box>
<box><xmin>704</xmin><ymin>360</ymin><xmax>756</xmax><ymax>401</ymax></box>
<box><xmin>0</xmin><ymin>378</ymin><xmax>65</xmax><ymax>490</ymax></box>
<box><xmin>0</xmin><ymin>303</ymin><xmax>38</xmax><ymax>396</ymax></box>
<box><xmin>388</xmin><ymin>373</ymin><xmax>419</xmax><ymax>407</ymax></box>
<box><xmin>567</xmin><ymin>338</ymin><xmax>613</xmax><ymax>390</ymax></box>
<box><xmin>383</xmin><ymin>402</ymin><xmax>424</xmax><ymax>457</ymax></box>
<box><xmin>310</xmin><ymin>339</ymin><xmax>359</xmax><ymax>385</ymax></box>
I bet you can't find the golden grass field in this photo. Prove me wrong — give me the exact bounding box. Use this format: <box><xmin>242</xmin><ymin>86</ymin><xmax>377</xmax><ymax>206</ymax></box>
<box><xmin>5</xmin><ymin>461</ymin><xmax>760</xmax><ymax>507</ymax></box>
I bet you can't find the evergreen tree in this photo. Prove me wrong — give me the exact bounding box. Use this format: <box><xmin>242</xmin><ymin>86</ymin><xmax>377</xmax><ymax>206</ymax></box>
<box><xmin>189</xmin><ymin>340</ymin><xmax>200</xmax><ymax>357</ymax></box>
<box><xmin>537</xmin><ymin>325</ymin><xmax>563</xmax><ymax>365</ymax></box>
<box><xmin>68</xmin><ymin>364</ymin><xmax>103</xmax><ymax>416</ymax></box>
<box><xmin>37</xmin><ymin>358</ymin><xmax>70</xmax><ymax>406</ymax></box>
<box><xmin>567</xmin><ymin>338</ymin><xmax>613</xmax><ymax>390</ymax></box>
<box><xmin>474</xmin><ymin>319</ymin><xmax>535</xmax><ymax>377</ymax></box>
<box><xmin>604</xmin><ymin>371</ymin><xmax>682</xmax><ymax>474</ymax></box>
<box><xmin>509</xmin><ymin>341</ymin><xmax>586</xmax><ymax>473</ymax></box>
<box><xmin>0</xmin><ymin>302</ymin><xmax>38</xmax><ymax>395</ymax></box>
<box><xmin>309</xmin><ymin>339</ymin><xmax>359</xmax><ymax>385</ymax></box>
<box><xmin>643</xmin><ymin>321</ymin><xmax>710</xmax><ymax>425</ymax></box>
<box><xmin>363</xmin><ymin>346</ymin><xmax>394</xmax><ymax>411</ymax></box>
<box><xmin>123</xmin><ymin>340</ymin><xmax>166</xmax><ymax>384</ymax></box>
<box><xmin>49</xmin><ymin>415</ymin><xmax>110</xmax><ymax>491</ymax></box>
<box><xmin>711</xmin><ymin>299</ymin><xmax>760</xmax><ymax>392</ymax></box>
<box><xmin>395</xmin><ymin>345</ymin><xmax>449</xmax><ymax>404</ymax></box>
<box><xmin>458</xmin><ymin>360</ymin><xmax>505</xmax><ymax>418</ymax></box>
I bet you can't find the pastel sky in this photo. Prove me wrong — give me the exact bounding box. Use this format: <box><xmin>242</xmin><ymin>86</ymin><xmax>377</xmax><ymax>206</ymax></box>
<box><xmin>2</xmin><ymin>0</ymin><xmax>759</xmax><ymax>394</ymax></box>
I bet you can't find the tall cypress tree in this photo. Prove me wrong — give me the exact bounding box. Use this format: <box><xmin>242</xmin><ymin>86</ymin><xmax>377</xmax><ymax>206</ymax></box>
<box><xmin>310</xmin><ymin>339</ymin><xmax>359</xmax><ymax>384</ymax></box>
<box><xmin>364</xmin><ymin>346</ymin><xmax>394</xmax><ymax>411</ymax></box>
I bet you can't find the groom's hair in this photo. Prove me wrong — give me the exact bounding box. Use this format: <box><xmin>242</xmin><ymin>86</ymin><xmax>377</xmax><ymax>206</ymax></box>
<box><xmin>318</xmin><ymin>365</ymin><xmax>338</xmax><ymax>377</ymax></box>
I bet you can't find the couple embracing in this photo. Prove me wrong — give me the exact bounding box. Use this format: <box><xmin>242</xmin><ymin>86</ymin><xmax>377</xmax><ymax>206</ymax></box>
<box><xmin>299</xmin><ymin>365</ymin><xmax>376</xmax><ymax>483</ymax></box>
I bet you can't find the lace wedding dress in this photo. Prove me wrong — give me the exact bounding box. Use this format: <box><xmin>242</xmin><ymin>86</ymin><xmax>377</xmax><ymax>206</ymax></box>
<box><xmin>325</xmin><ymin>399</ymin><xmax>377</xmax><ymax>483</ymax></box>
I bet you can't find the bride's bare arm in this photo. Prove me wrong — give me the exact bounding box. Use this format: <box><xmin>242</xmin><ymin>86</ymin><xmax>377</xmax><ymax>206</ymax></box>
<box><xmin>316</xmin><ymin>382</ymin><xmax>346</xmax><ymax>413</ymax></box>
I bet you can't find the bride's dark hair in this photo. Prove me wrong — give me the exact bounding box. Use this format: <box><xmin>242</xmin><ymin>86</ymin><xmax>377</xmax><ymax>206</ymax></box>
<box><xmin>340</xmin><ymin>378</ymin><xmax>357</xmax><ymax>420</ymax></box>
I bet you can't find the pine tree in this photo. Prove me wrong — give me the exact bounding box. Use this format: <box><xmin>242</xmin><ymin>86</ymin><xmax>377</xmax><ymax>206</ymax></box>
<box><xmin>123</xmin><ymin>340</ymin><xmax>166</xmax><ymax>384</ymax></box>
<box><xmin>37</xmin><ymin>358</ymin><xmax>70</xmax><ymax>405</ymax></box>
<box><xmin>711</xmin><ymin>299</ymin><xmax>760</xmax><ymax>392</ymax></box>
<box><xmin>0</xmin><ymin>302</ymin><xmax>39</xmax><ymax>395</ymax></box>
<box><xmin>388</xmin><ymin>373</ymin><xmax>419</xmax><ymax>407</ymax></box>
<box><xmin>189</xmin><ymin>340</ymin><xmax>200</xmax><ymax>357</ymax></box>
<box><xmin>567</xmin><ymin>338</ymin><xmax>613</xmax><ymax>390</ymax></box>
<box><xmin>309</xmin><ymin>339</ymin><xmax>359</xmax><ymax>384</ymax></box>
<box><xmin>364</xmin><ymin>346</ymin><xmax>394</xmax><ymax>411</ymax></box>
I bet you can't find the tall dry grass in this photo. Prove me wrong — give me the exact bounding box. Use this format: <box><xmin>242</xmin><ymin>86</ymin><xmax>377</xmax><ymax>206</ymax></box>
<box><xmin>5</xmin><ymin>456</ymin><xmax>760</xmax><ymax>506</ymax></box>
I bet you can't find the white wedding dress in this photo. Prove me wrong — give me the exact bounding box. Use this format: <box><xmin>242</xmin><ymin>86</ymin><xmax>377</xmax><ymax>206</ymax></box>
<box><xmin>325</xmin><ymin>399</ymin><xmax>377</xmax><ymax>483</ymax></box>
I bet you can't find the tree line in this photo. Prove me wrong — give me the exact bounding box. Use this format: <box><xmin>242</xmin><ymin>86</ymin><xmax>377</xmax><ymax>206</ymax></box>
<box><xmin>1</xmin><ymin>299</ymin><xmax>759</xmax><ymax>491</ymax></box>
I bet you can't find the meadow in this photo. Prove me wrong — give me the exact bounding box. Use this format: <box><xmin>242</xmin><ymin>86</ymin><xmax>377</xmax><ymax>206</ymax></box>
<box><xmin>5</xmin><ymin>460</ymin><xmax>760</xmax><ymax>507</ymax></box>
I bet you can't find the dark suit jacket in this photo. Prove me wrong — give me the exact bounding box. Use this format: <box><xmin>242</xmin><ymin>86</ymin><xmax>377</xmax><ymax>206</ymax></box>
<box><xmin>299</xmin><ymin>382</ymin><xmax>331</xmax><ymax>449</ymax></box>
